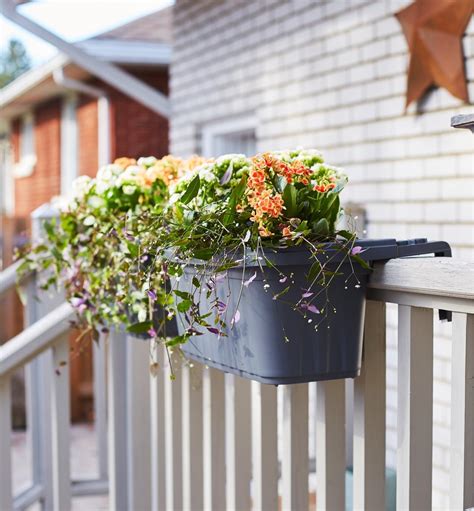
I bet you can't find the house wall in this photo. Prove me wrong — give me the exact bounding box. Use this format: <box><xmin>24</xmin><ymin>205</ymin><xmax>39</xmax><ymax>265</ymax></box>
<box><xmin>14</xmin><ymin>99</ymin><xmax>61</xmax><ymax>218</ymax></box>
<box><xmin>170</xmin><ymin>0</ymin><xmax>474</xmax><ymax>507</ymax></box>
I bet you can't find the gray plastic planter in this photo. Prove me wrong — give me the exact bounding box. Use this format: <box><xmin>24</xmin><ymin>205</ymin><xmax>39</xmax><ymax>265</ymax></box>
<box><xmin>176</xmin><ymin>239</ymin><xmax>450</xmax><ymax>384</ymax></box>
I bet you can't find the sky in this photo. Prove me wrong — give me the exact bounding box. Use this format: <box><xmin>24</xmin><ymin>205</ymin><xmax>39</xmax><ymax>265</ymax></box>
<box><xmin>0</xmin><ymin>0</ymin><xmax>173</xmax><ymax>65</ymax></box>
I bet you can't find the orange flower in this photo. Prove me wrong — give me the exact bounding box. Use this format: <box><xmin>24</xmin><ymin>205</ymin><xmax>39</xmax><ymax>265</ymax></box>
<box><xmin>282</xmin><ymin>226</ymin><xmax>292</xmax><ymax>238</ymax></box>
<box><xmin>114</xmin><ymin>157</ymin><xmax>137</xmax><ymax>169</ymax></box>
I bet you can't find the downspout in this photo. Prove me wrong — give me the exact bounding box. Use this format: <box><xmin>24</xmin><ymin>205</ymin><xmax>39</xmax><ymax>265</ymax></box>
<box><xmin>0</xmin><ymin>0</ymin><xmax>170</xmax><ymax>119</ymax></box>
<box><xmin>53</xmin><ymin>67</ymin><xmax>110</xmax><ymax>168</ymax></box>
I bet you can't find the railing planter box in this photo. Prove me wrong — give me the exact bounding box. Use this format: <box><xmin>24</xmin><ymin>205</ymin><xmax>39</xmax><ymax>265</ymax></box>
<box><xmin>176</xmin><ymin>239</ymin><xmax>450</xmax><ymax>384</ymax></box>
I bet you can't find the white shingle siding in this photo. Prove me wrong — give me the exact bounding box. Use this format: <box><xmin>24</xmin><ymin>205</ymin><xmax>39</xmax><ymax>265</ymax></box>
<box><xmin>171</xmin><ymin>0</ymin><xmax>474</xmax><ymax>507</ymax></box>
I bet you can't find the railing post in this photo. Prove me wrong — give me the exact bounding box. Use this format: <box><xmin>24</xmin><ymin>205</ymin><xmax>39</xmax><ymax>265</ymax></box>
<box><xmin>397</xmin><ymin>305</ymin><xmax>433</xmax><ymax>510</ymax></box>
<box><xmin>50</xmin><ymin>334</ymin><xmax>71</xmax><ymax>511</ymax></box>
<box><xmin>450</xmin><ymin>313</ymin><xmax>474</xmax><ymax>510</ymax></box>
<box><xmin>316</xmin><ymin>379</ymin><xmax>346</xmax><ymax>511</ymax></box>
<box><xmin>107</xmin><ymin>331</ymin><xmax>128</xmax><ymax>511</ymax></box>
<box><xmin>126</xmin><ymin>336</ymin><xmax>151</xmax><ymax>511</ymax></box>
<box><xmin>225</xmin><ymin>374</ymin><xmax>252</xmax><ymax>510</ymax></box>
<box><xmin>27</xmin><ymin>204</ymin><xmax>63</xmax><ymax>511</ymax></box>
<box><xmin>182</xmin><ymin>362</ymin><xmax>204</xmax><ymax>511</ymax></box>
<box><xmin>282</xmin><ymin>383</ymin><xmax>309</xmax><ymax>511</ymax></box>
<box><xmin>93</xmin><ymin>337</ymin><xmax>108</xmax><ymax>481</ymax></box>
<box><xmin>150</xmin><ymin>342</ymin><xmax>166</xmax><ymax>511</ymax></box>
<box><xmin>0</xmin><ymin>375</ymin><xmax>12</xmax><ymax>511</ymax></box>
<box><xmin>251</xmin><ymin>381</ymin><xmax>278</xmax><ymax>511</ymax></box>
<box><xmin>164</xmin><ymin>350</ymin><xmax>183</xmax><ymax>511</ymax></box>
<box><xmin>203</xmin><ymin>366</ymin><xmax>226</xmax><ymax>510</ymax></box>
<box><xmin>353</xmin><ymin>300</ymin><xmax>386</xmax><ymax>510</ymax></box>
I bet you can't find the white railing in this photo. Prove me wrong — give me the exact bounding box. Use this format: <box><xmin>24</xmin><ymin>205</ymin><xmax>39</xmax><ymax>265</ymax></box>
<box><xmin>0</xmin><ymin>255</ymin><xmax>473</xmax><ymax>510</ymax></box>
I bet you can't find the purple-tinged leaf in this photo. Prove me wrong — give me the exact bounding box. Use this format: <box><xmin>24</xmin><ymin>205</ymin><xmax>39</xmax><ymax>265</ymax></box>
<box><xmin>302</xmin><ymin>291</ymin><xmax>314</xmax><ymax>298</ymax></box>
<box><xmin>220</xmin><ymin>162</ymin><xmax>233</xmax><ymax>185</ymax></box>
<box><xmin>147</xmin><ymin>289</ymin><xmax>157</xmax><ymax>301</ymax></box>
<box><xmin>279</xmin><ymin>276</ymin><xmax>288</xmax><ymax>283</ymax></box>
<box><xmin>243</xmin><ymin>271</ymin><xmax>257</xmax><ymax>287</ymax></box>
<box><xmin>216</xmin><ymin>301</ymin><xmax>227</xmax><ymax>312</ymax></box>
<box><xmin>306</xmin><ymin>304</ymin><xmax>320</xmax><ymax>314</ymax></box>
<box><xmin>147</xmin><ymin>328</ymin><xmax>157</xmax><ymax>338</ymax></box>
<box><xmin>207</xmin><ymin>327</ymin><xmax>220</xmax><ymax>335</ymax></box>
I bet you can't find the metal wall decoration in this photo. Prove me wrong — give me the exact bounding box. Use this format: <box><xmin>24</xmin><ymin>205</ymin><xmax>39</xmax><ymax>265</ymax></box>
<box><xmin>395</xmin><ymin>0</ymin><xmax>473</xmax><ymax>108</ymax></box>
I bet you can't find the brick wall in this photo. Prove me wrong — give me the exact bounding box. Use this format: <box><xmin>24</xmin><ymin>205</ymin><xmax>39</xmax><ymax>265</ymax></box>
<box><xmin>14</xmin><ymin>99</ymin><xmax>61</xmax><ymax>218</ymax></box>
<box><xmin>170</xmin><ymin>1</ymin><xmax>474</xmax><ymax>507</ymax></box>
<box><xmin>77</xmin><ymin>95</ymin><xmax>99</xmax><ymax>178</ymax></box>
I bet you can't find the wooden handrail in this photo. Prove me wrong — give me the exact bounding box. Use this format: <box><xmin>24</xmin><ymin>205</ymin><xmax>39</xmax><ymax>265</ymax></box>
<box><xmin>0</xmin><ymin>260</ymin><xmax>24</xmax><ymax>298</ymax></box>
<box><xmin>0</xmin><ymin>301</ymin><xmax>74</xmax><ymax>376</ymax></box>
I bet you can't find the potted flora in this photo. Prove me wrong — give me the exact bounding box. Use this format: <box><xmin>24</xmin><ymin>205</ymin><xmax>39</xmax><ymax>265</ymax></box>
<box><xmin>147</xmin><ymin>149</ymin><xmax>450</xmax><ymax>384</ymax></box>
<box><xmin>18</xmin><ymin>155</ymin><xmax>206</xmax><ymax>340</ymax></box>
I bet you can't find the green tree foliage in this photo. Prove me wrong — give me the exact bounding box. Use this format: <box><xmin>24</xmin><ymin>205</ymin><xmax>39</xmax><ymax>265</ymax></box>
<box><xmin>0</xmin><ymin>39</ymin><xmax>31</xmax><ymax>88</ymax></box>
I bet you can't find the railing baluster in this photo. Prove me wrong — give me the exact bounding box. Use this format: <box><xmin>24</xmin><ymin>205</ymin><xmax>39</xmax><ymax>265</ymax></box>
<box><xmin>93</xmin><ymin>337</ymin><xmax>108</xmax><ymax>481</ymax></box>
<box><xmin>126</xmin><ymin>337</ymin><xmax>151</xmax><ymax>511</ymax></box>
<box><xmin>226</xmin><ymin>374</ymin><xmax>252</xmax><ymax>510</ymax></box>
<box><xmin>251</xmin><ymin>381</ymin><xmax>278</xmax><ymax>511</ymax></box>
<box><xmin>353</xmin><ymin>300</ymin><xmax>386</xmax><ymax>510</ymax></box>
<box><xmin>282</xmin><ymin>383</ymin><xmax>309</xmax><ymax>511</ymax></box>
<box><xmin>50</xmin><ymin>335</ymin><xmax>71</xmax><ymax>510</ymax></box>
<box><xmin>0</xmin><ymin>375</ymin><xmax>12</xmax><ymax>511</ymax></box>
<box><xmin>203</xmin><ymin>366</ymin><xmax>225</xmax><ymax>510</ymax></box>
<box><xmin>182</xmin><ymin>362</ymin><xmax>204</xmax><ymax>511</ymax></box>
<box><xmin>316</xmin><ymin>379</ymin><xmax>345</xmax><ymax>511</ymax></box>
<box><xmin>107</xmin><ymin>331</ymin><xmax>128</xmax><ymax>511</ymax></box>
<box><xmin>164</xmin><ymin>351</ymin><xmax>182</xmax><ymax>511</ymax></box>
<box><xmin>397</xmin><ymin>305</ymin><xmax>433</xmax><ymax>510</ymax></box>
<box><xmin>450</xmin><ymin>312</ymin><xmax>474</xmax><ymax>510</ymax></box>
<box><xmin>150</xmin><ymin>342</ymin><xmax>166</xmax><ymax>511</ymax></box>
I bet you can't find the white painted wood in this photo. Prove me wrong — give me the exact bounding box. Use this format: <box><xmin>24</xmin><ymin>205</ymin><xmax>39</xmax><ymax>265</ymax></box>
<box><xmin>182</xmin><ymin>362</ymin><xmax>204</xmax><ymax>511</ymax></box>
<box><xmin>225</xmin><ymin>374</ymin><xmax>252</xmax><ymax>511</ymax></box>
<box><xmin>150</xmin><ymin>342</ymin><xmax>166</xmax><ymax>511</ymax></box>
<box><xmin>251</xmin><ymin>381</ymin><xmax>278</xmax><ymax>511</ymax></box>
<box><xmin>353</xmin><ymin>300</ymin><xmax>386</xmax><ymax>510</ymax></box>
<box><xmin>397</xmin><ymin>305</ymin><xmax>433</xmax><ymax>510</ymax></box>
<box><xmin>107</xmin><ymin>331</ymin><xmax>128</xmax><ymax>511</ymax></box>
<box><xmin>0</xmin><ymin>302</ymin><xmax>74</xmax><ymax>376</ymax></box>
<box><xmin>59</xmin><ymin>93</ymin><xmax>78</xmax><ymax>194</ymax></box>
<box><xmin>164</xmin><ymin>351</ymin><xmax>183</xmax><ymax>511</ymax></box>
<box><xmin>369</xmin><ymin>257</ymin><xmax>474</xmax><ymax>300</ymax></box>
<box><xmin>126</xmin><ymin>337</ymin><xmax>151</xmax><ymax>511</ymax></box>
<box><xmin>0</xmin><ymin>259</ymin><xmax>23</xmax><ymax>297</ymax></box>
<box><xmin>203</xmin><ymin>366</ymin><xmax>226</xmax><ymax>510</ymax></box>
<box><xmin>50</xmin><ymin>335</ymin><xmax>71</xmax><ymax>511</ymax></box>
<box><xmin>0</xmin><ymin>375</ymin><xmax>12</xmax><ymax>511</ymax></box>
<box><xmin>282</xmin><ymin>383</ymin><xmax>309</xmax><ymax>511</ymax></box>
<box><xmin>316</xmin><ymin>380</ymin><xmax>345</xmax><ymax>511</ymax></box>
<box><xmin>93</xmin><ymin>337</ymin><xmax>108</xmax><ymax>480</ymax></box>
<box><xmin>450</xmin><ymin>313</ymin><xmax>474</xmax><ymax>510</ymax></box>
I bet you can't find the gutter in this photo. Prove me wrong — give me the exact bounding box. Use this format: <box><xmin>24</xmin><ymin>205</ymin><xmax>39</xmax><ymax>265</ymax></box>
<box><xmin>0</xmin><ymin>0</ymin><xmax>171</xmax><ymax>119</ymax></box>
<box><xmin>53</xmin><ymin>67</ymin><xmax>110</xmax><ymax>168</ymax></box>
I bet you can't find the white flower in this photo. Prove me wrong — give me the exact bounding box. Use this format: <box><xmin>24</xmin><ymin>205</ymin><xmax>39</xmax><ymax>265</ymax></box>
<box><xmin>72</xmin><ymin>175</ymin><xmax>92</xmax><ymax>200</ymax></box>
<box><xmin>137</xmin><ymin>308</ymin><xmax>147</xmax><ymax>323</ymax></box>
<box><xmin>50</xmin><ymin>195</ymin><xmax>70</xmax><ymax>212</ymax></box>
<box><xmin>137</xmin><ymin>156</ymin><xmax>157</xmax><ymax>168</ymax></box>
<box><xmin>87</xmin><ymin>195</ymin><xmax>106</xmax><ymax>209</ymax></box>
<box><xmin>122</xmin><ymin>185</ymin><xmax>136</xmax><ymax>195</ymax></box>
<box><xmin>83</xmin><ymin>215</ymin><xmax>96</xmax><ymax>226</ymax></box>
<box><xmin>116</xmin><ymin>165</ymin><xmax>141</xmax><ymax>187</ymax></box>
<box><xmin>216</xmin><ymin>154</ymin><xmax>245</xmax><ymax>165</ymax></box>
<box><xmin>198</xmin><ymin>164</ymin><xmax>218</xmax><ymax>183</ymax></box>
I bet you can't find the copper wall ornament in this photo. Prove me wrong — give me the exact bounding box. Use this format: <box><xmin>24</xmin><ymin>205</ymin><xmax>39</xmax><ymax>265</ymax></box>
<box><xmin>395</xmin><ymin>0</ymin><xmax>473</xmax><ymax>108</ymax></box>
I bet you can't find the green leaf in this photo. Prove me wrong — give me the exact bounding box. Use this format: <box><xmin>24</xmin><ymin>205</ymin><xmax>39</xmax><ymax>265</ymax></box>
<box><xmin>313</xmin><ymin>218</ymin><xmax>329</xmax><ymax>235</ymax></box>
<box><xmin>165</xmin><ymin>334</ymin><xmax>189</xmax><ymax>347</ymax></box>
<box><xmin>174</xmin><ymin>290</ymin><xmax>191</xmax><ymax>300</ymax></box>
<box><xmin>307</xmin><ymin>260</ymin><xmax>322</xmax><ymax>282</ymax></box>
<box><xmin>127</xmin><ymin>321</ymin><xmax>152</xmax><ymax>334</ymax></box>
<box><xmin>43</xmin><ymin>220</ymin><xmax>56</xmax><ymax>240</ymax></box>
<box><xmin>192</xmin><ymin>277</ymin><xmax>200</xmax><ymax>288</ymax></box>
<box><xmin>126</xmin><ymin>241</ymin><xmax>139</xmax><ymax>257</ymax></box>
<box><xmin>180</xmin><ymin>175</ymin><xmax>200</xmax><ymax>204</ymax></box>
<box><xmin>223</xmin><ymin>176</ymin><xmax>247</xmax><ymax>226</ymax></box>
<box><xmin>272</xmin><ymin>286</ymin><xmax>290</xmax><ymax>300</ymax></box>
<box><xmin>177</xmin><ymin>299</ymin><xmax>192</xmax><ymax>312</ymax></box>
<box><xmin>282</xmin><ymin>184</ymin><xmax>297</xmax><ymax>217</ymax></box>
<box><xmin>192</xmin><ymin>248</ymin><xmax>215</xmax><ymax>260</ymax></box>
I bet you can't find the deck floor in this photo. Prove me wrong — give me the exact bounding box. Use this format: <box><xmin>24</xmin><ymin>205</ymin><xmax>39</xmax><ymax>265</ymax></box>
<box><xmin>12</xmin><ymin>423</ymin><xmax>108</xmax><ymax>510</ymax></box>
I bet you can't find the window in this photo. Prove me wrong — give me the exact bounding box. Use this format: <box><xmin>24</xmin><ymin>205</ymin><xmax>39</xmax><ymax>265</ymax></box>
<box><xmin>13</xmin><ymin>112</ymin><xmax>36</xmax><ymax>178</ymax></box>
<box><xmin>201</xmin><ymin>116</ymin><xmax>256</xmax><ymax>157</ymax></box>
